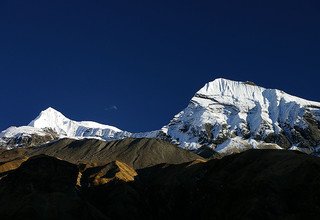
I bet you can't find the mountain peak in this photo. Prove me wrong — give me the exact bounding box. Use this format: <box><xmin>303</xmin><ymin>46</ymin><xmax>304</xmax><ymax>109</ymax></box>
<box><xmin>197</xmin><ymin>78</ymin><xmax>264</xmax><ymax>98</ymax></box>
<box><xmin>28</xmin><ymin>107</ymin><xmax>69</xmax><ymax>131</ymax></box>
<box><xmin>41</xmin><ymin>107</ymin><xmax>64</xmax><ymax>115</ymax></box>
<box><xmin>30</xmin><ymin>107</ymin><xmax>67</xmax><ymax>124</ymax></box>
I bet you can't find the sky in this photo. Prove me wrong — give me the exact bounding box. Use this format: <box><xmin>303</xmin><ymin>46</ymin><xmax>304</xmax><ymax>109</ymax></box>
<box><xmin>0</xmin><ymin>0</ymin><xmax>319</xmax><ymax>132</ymax></box>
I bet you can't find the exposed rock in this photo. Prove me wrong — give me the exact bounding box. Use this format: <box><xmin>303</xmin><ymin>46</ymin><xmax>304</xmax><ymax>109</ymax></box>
<box><xmin>264</xmin><ymin>132</ymin><xmax>291</xmax><ymax>149</ymax></box>
<box><xmin>243</xmin><ymin>81</ymin><xmax>257</xmax><ymax>86</ymax></box>
<box><xmin>0</xmin><ymin>128</ymin><xmax>58</xmax><ymax>149</ymax></box>
<box><xmin>194</xmin><ymin>145</ymin><xmax>221</xmax><ymax>159</ymax></box>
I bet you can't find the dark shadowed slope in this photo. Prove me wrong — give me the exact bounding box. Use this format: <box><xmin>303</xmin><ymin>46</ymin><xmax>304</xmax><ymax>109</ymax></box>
<box><xmin>82</xmin><ymin>149</ymin><xmax>320</xmax><ymax>219</ymax></box>
<box><xmin>0</xmin><ymin>155</ymin><xmax>108</xmax><ymax>220</ymax></box>
<box><xmin>134</xmin><ymin>149</ymin><xmax>320</xmax><ymax>219</ymax></box>
<box><xmin>2</xmin><ymin>144</ymin><xmax>320</xmax><ymax>219</ymax></box>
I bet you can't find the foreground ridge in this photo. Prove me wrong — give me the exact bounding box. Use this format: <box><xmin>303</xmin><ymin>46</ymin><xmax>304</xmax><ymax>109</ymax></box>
<box><xmin>1</xmin><ymin>149</ymin><xmax>320</xmax><ymax>219</ymax></box>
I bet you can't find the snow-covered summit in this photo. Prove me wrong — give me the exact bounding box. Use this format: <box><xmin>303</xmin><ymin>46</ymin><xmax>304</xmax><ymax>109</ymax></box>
<box><xmin>29</xmin><ymin>107</ymin><xmax>122</xmax><ymax>137</ymax></box>
<box><xmin>165</xmin><ymin>78</ymin><xmax>320</xmax><ymax>151</ymax></box>
<box><xmin>197</xmin><ymin>78</ymin><xmax>319</xmax><ymax>109</ymax></box>
<box><xmin>0</xmin><ymin>107</ymin><xmax>131</xmax><ymax>149</ymax></box>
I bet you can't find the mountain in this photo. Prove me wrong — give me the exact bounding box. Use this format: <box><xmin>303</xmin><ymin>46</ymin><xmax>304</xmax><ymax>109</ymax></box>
<box><xmin>29</xmin><ymin>107</ymin><xmax>128</xmax><ymax>138</ymax></box>
<box><xmin>165</xmin><ymin>78</ymin><xmax>320</xmax><ymax>155</ymax></box>
<box><xmin>0</xmin><ymin>107</ymin><xmax>160</xmax><ymax>149</ymax></box>
<box><xmin>1</xmin><ymin>78</ymin><xmax>320</xmax><ymax>157</ymax></box>
<box><xmin>0</xmin><ymin>108</ymin><xmax>130</xmax><ymax>149</ymax></box>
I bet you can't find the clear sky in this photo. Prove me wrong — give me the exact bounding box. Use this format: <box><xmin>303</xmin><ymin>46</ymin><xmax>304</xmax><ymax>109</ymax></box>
<box><xmin>0</xmin><ymin>0</ymin><xmax>319</xmax><ymax>132</ymax></box>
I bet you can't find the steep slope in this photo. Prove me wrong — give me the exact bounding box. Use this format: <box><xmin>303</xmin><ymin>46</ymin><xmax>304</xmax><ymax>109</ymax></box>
<box><xmin>164</xmin><ymin>78</ymin><xmax>320</xmax><ymax>155</ymax></box>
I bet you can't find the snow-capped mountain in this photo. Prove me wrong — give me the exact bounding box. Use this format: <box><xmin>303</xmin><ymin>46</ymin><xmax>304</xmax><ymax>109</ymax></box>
<box><xmin>0</xmin><ymin>107</ymin><xmax>159</xmax><ymax>149</ymax></box>
<box><xmin>1</xmin><ymin>78</ymin><xmax>320</xmax><ymax>156</ymax></box>
<box><xmin>28</xmin><ymin>107</ymin><xmax>130</xmax><ymax>139</ymax></box>
<box><xmin>0</xmin><ymin>107</ymin><xmax>132</xmax><ymax>149</ymax></box>
<box><xmin>164</xmin><ymin>78</ymin><xmax>320</xmax><ymax>155</ymax></box>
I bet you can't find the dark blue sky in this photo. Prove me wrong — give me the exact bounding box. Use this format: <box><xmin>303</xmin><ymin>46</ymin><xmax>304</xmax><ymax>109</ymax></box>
<box><xmin>0</xmin><ymin>0</ymin><xmax>319</xmax><ymax>132</ymax></box>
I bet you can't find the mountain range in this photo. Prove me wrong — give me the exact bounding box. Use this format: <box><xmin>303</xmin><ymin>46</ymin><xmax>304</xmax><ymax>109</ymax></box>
<box><xmin>1</xmin><ymin>78</ymin><xmax>320</xmax><ymax>219</ymax></box>
<box><xmin>1</xmin><ymin>78</ymin><xmax>320</xmax><ymax>157</ymax></box>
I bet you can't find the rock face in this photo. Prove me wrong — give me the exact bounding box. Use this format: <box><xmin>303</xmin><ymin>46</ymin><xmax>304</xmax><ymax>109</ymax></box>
<box><xmin>0</xmin><ymin>126</ymin><xmax>58</xmax><ymax>149</ymax></box>
<box><xmin>2</xmin><ymin>150</ymin><xmax>320</xmax><ymax>219</ymax></box>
